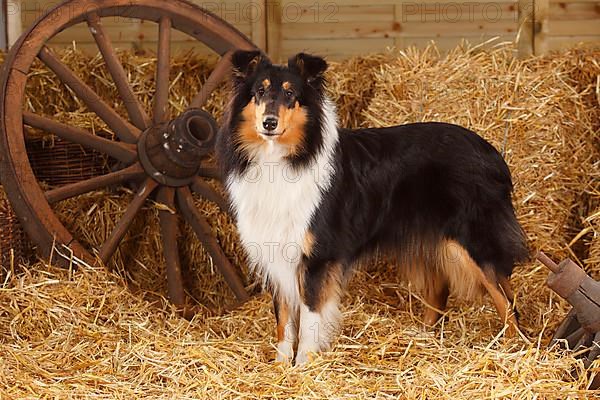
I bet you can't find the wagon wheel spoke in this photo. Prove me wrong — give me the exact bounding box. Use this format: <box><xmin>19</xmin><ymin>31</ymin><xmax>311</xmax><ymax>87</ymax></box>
<box><xmin>98</xmin><ymin>178</ymin><xmax>159</xmax><ymax>264</ymax></box>
<box><xmin>38</xmin><ymin>46</ymin><xmax>140</xmax><ymax>143</ymax></box>
<box><xmin>157</xmin><ymin>187</ymin><xmax>187</xmax><ymax>309</ymax></box>
<box><xmin>191</xmin><ymin>177</ymin><xmax>229</xmax><ymax>211</ymax></box>
<box><xmin>189</xmin><ymin>51</ymin><xmax>232</xmax><ymax>109</ymax></box>
<box><xmin>176</xmin><ymin>186</ymin><xmax>248</xmax><ymax>301</ymax></box>
<box><xmin>198</xmin><ymin>164</ymin><xmax>221</xmax><ymax>180</ymax></box>
<box><xmin>87</xmin><ymin>12</ymin><xmax>151</xmax><ymax>131</ymax></box>
<box><xmin>585</xmin><ymin>332</ymin><xmax>600</xmax><ymax>368</ymax></box>
<box><xmin>154</xmin><ymin>16</ymin><xmax>171</xmax><ymax>125</ymax></box>
<box><xmin>23</xmin><ymin>112</ymin><xmax>137</xmax><ymax>164</ymax></box>
<box><xmin>45</xmin><ymin>163</ymin><xmax>145</xmax><ymax>204</ymax></box>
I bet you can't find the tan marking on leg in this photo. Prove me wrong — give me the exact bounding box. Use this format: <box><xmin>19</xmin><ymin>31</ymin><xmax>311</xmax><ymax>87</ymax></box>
<box><xmin>482</xmin><ymin>266</ymin><xmax>519</xmax><ymax>337</ymax></box>
<box><xmin>442</xmin><ymin>240</ymin><xmax>519</xmax><ymax>336</ymax></box>
<box><xmin>302</xmin><ymin>230</ymin><xmax>315</xmax><ymax>257</ymax></box>
<box><xmin>423</xmin><ymin>273</ymin><xmax>450</xmax><ymax>326</ymax></box>
<box><xmin>498</xmin><ymin>274</ymin><xmax>515</xmax><ymax>303</ymax></box>
<box><xmin>276</xmin><ymin>297</ymin><xmax>290</xmax><ymax>343</ymax></box>
<box><xmin>315</xmin><ymin>262</ymin><xmax>343</xmax><ymax>312</ymax></box>
<box><xmin>274</xmin><ymin>295</ymin><xmax>296</xmax><ymax>363</ymax></box>
<box><xmin>297</xmin><ymin>261</ymin><xmax>307</xmax><ymax>301</ymax></box>
<box><xmin>441</xmin><ymin>240</ymin><xmax>483</xmax><ymax>300</ymax></box>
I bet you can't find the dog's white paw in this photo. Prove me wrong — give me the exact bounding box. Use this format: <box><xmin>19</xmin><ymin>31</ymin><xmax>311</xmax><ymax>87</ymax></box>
<box><xmin>275</xmin><ymin>341</ymin><xmax>294</xmax><ymax>364</ymax></box>
<box><xmin>294</xmin><ymin>349</ymin><xmax>317</xmax><ymax>366</ymax></box>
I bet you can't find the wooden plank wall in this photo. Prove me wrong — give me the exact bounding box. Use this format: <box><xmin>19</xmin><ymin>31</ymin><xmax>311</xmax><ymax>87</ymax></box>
<box><xmin>15</xmin><ymin>0</ymin><xmax>600</xmax><ymax>60</ymax></box>
<box><xmin>272</xmin><ymin>0</ymin><xmax>520</xmax><ymax>60</ymax></box>
<box><xmin>19</xmin><ymin>0</ymin><xmax>265</xmax><ymax>54</ymax></box>
<box><xmin>542</xmin><ymin>0</ymin><xmax>600</xmax><ymax>52</ymax></box>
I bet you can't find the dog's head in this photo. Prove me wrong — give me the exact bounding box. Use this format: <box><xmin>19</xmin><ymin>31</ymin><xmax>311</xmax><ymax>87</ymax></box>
<box><xmin>227</xmin><ymin>50</ymin><xmax>328</xmax><ymax>158</ymax></box>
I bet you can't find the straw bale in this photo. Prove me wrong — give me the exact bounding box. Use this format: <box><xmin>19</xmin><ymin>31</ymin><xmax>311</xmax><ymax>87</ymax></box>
<box><xmin>0</xmin><ymin>187</ymin><xmax>30</xmax><ymax>275</ymax></box>
<box><xmin>585</xmin><ymin>206</ymin><xmax>600</xmax><ymax>280</ymax></box>
<box><xmin>0</xmin><ymin>259</ymin><xmax>596</xmax><ymax>398</ymax></box>
<box><xmin>25</xmin><ymin>48</ymin><xmax>228</xmax><ymax>137</ymax></box>
<box><xmin>363</xmin><ymin>43</ymin><xmax>597</xmax><ymax>261</ymax></box>
<box><xmin>20</xmin><ymin>47</ymin><xmax>245</xmax><ymax>310</ymax></box>
<box><xmin>0</xmin><ymin>43</ymin><xmax>599</xmax><ymax>396</ymax></box>
<box><xmin>52</xmin><ymin>186</ymin><xmax>249</xmax><ymax>312</ymax></box>
<box><xmin>326</xmin><ymin>54</ymin><xmax>394</xmax><ymax>129</ymax></box>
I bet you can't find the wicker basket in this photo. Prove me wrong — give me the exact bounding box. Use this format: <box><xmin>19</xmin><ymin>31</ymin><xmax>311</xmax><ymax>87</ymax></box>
<box><xmin>26</xmin><ymin>136</ymin><xmax>111</xmax><ymax>187</ymax></box>
<box><xmin>0</xmin><ymin>188</ymin><xmax>29</xmax><ymax>274</ymax></box>
<box><xmin>0</xmin><ymin>133</ymin><xmax>112</xmax><ymax>276</ymax></box>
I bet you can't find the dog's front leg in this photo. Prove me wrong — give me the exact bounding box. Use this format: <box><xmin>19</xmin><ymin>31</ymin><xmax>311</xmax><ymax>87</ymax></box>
<box><xmin>273</xmin><ymin>294</ymin><xmax>297</xmax><ymax>363</ymax></box>
<box><xmin>295</xmin><ymin>261</ymin><xmax>343</xmax><ymax>365</ymax></box>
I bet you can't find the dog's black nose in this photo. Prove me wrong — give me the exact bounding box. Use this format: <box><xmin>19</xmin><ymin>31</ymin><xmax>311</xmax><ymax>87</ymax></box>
<box><xmin>263</xmin><ymin>116</ymin><xmax>278</xmax><ymax>132</ymax></box>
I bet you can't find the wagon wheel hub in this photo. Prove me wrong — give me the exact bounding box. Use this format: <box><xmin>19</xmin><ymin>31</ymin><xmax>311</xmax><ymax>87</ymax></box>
<box><xmin>138</xmin><ymin>109</ymin><xmax>218</xmax><ymax>187</ymax></box>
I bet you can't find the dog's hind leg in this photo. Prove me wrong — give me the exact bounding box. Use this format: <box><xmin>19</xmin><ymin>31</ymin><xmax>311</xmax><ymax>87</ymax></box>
<box><xmin>496</xmin><ymin>272</ymin><xmax>520</xmax><ymax>323</ymax></box>
<box><xmin>443</xmin><ymin>240</ymin><xmax>519</xmax><ymax>336</ymax></box>
<box><xmin>479</xmin><ymin>266</ymin><xmax>519</xmax><ymax>337</ymax></box>
<box><xmin>423</xmin><ymin>273</ymin><xmax>450</xmax><ymax>326</ymax></box>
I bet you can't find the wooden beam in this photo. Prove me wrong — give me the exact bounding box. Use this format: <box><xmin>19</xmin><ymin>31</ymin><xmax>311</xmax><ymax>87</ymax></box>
<box><xmin>266</xmin><ymin>0</ymin><xmax>282</xmax><ymax>61</ymax></box>
<box><xmin>534</xmin><ymin>0</ymin><xmax>550</xmax><ymax>55</ymax></box>
<box><xmin>518</xmin><ymin>0</ymin><xmax>534</xmax><ymax>57</ymax></box>
<box><xmin>250</xmin><ymin>0</ymin><xmax>267</xmax><ymax>51</ymax></box>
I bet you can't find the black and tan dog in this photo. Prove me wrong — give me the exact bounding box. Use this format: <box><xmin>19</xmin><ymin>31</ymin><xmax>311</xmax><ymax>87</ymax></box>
<box><xmin>217</xmin><ymin>50</ymin><xmax>528</xmax><ymax>365</ymax></box>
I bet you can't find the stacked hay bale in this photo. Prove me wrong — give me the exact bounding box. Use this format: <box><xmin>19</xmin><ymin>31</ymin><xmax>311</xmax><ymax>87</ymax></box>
<box><xmin>361</xmin><ymin>43</ymin><xmax>599</xmax><ymax>336</ymax></box>
<box><xmin>12</xmin><ymin>44</ymin><xmax>600</xmax><ymax>319</ymax></box>
<box><xmin>363</xmin><ymin>44</ymin><xmax>596</xmax><ymax>260</ymax></box>
<box><xmin>326</xmin><ymin>53</ymin><xmax>393</xmax><ymax>129</ymax></box>
<box><xmin>23</xmin><ymin>48</ymin><xmax>244</xmax><ymax>311</ymax></box>
<box><xmin>0</xmin><ymin>188</ymin><xmax>30</xmax><ymax>276</ymax></box>
<box><xmin>1</xmin><ymin>44</ymin><xmax>600</xmax><ymax>396</ymax></box>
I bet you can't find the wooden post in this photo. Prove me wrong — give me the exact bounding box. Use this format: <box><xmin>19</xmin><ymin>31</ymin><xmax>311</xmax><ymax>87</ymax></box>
<box><xmin>393</xmin><ymin>2</ymin><xmax>404</xmax><ymax>50</ymax></box>
<box><xmin>0</xmin><ymin>0</ymin><xmax>7</xmax><ymax>50</ymax></box>
<box><xmin>517</xmin><ymin>0</ymin><xmax>534</xmax><ymax>57</ymax></box>
<box><xmin>250</xmin><ymin>0</ymin><xmax>267</xmax><ymax>51</ymax></box>
<box><xmin>266</xmin><ymin>0</ymin><xmax>282</xmax><ymax>62</ymax></box>
<box><xmin>533</xmin><ymin>0</ymin><xmax>550</xmax><ymax>55</ymax></box>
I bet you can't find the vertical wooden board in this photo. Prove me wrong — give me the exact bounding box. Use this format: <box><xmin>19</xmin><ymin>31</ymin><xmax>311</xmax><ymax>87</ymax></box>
<box><xmin>394</xmin><ymin>3</ymin><xmax>404</xmax><ymax>49</ymax></box>
<box><xmin>6</xmin><ymin>0</ymin><xmax>21</xmax><ymax>47</ymax></box>
<box><xmin>267</xmin><ymin>0</ymin><xmax>282</xmax><ymax>61</ymax></box>
<box><xmin>518</xmin><ymin>0</ymin><xmax>534</xmax><ymax>56</ymax></box>
<box><xmin>250</xmin><ymin>0</ymin><xmax>266</xmax><ymax>50</ymax></box>
<box><xmin>1</xmin><ymin>0</ymin><xmax>7</xmax><ymax>50</ymax></box>
<box><xmin>534</xmin><ymin>0</ymin><xmax>550</xmax><ymax>54</ymax></box>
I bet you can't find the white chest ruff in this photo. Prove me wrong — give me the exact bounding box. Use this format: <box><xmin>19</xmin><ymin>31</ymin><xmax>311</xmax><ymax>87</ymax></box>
<box><xmin>226</xmin><ymin>100</ymin><xmax>338</xmax><ymax>306</ymax></box>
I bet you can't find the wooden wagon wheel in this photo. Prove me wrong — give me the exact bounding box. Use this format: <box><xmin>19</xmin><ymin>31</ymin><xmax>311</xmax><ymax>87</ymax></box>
<box><xmin>0</xmin><ymin>0</ymin><xmax>257</xmax><ymax>313</ymax></box>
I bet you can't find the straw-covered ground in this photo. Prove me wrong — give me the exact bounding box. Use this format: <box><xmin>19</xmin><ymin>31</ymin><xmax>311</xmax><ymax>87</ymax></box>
<box><xmin>1</xmin><ymin>41</ymin><xmax>599</xmax><ymax>398</ymax></box>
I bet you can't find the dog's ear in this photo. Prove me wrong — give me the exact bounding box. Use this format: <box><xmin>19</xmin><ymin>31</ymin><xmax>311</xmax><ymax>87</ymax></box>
<box><xmin>288</xmin><ymin>53</ymin><xmax>328</xmax><ymax>85</ymax></box>
<box><xmin>231</xmin><ymin>50</ymin><xmax>269</xmax><ymax>80</ymax></box>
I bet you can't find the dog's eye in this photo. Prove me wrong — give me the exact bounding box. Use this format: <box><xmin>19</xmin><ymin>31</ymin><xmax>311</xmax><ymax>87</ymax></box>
<box><xmin>285</xmin><ymin>90</ymin><xmax>294</xmax><ymax>99</ymax></box>
<box><xmin>257</xmin><ymin>87</ymin><xmax>265</xmax><ymax>96</ymax></box>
